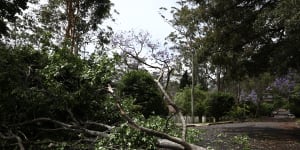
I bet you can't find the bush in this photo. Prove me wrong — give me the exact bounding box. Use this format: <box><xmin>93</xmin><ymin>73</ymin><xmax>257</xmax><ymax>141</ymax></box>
<box><xmin>290</xmin><ymin>96</ymin><xmax>300</xmax><ymax>117</ymax></box>
<box><xmin>245</xmin><ymin>101</ymin><xmax>257</xmax><ymax>117</ymax></box>
<box><xmin>207</xmin><ymin>92</ymin><xmax>235</xmax><ymax>121</ymax></box>
<box><xmin>175</xmin><ymin>86</ymin><xmax>208</xmax><ymax>116</ymax></box>
<box><xmin>290</xmin><ymin>84</ymin><xmax>300</xmax><ymax>117</ymax></box>
<box><xmin>258</xmin><ymin>102</ymin><xmax>274</xmax><ymax>116</ymax></box>
<box><xmin>227</xmin><ymin>105</ymin><xmax>248</xmax><ymax>121</ymax></box>
<box><xmin>118</xmin><ymin>70</ymin><xmax>168</xmax><ymax>118</ymax></box>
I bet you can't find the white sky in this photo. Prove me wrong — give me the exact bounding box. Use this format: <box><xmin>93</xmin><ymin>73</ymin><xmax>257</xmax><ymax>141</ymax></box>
<box><xmin>107</xmin><ymin>0</ymin><xmax>177</xmax><ymax>42</ymax></box>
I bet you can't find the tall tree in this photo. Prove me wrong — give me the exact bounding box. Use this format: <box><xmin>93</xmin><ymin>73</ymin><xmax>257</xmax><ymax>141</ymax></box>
<box><xmin>162</xmin><ymin>1</ymin><xmax>208</xmax><ymax>122</ymax></box>
<box><xmin>191</xmin><ymin>0</ymin><xmax>300</xmax><ymax>75</ymax></box>
<box><xmin>167</xmin><ymin>0</ymin><xmax>300</xmax><ymax>96</ymax></box>
<box><xmin>0</xmin><ymin>0</ymin><xmax>28</xmax><ymax>37</ymax></box>
<box><xmin>38</xmin><ymin>0</ymin><xmax>112</xmax><ymax>55</ymax></box>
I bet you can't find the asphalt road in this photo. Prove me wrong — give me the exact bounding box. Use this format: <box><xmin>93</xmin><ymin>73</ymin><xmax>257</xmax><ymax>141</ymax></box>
<box><xmin>195</xmin><ymin>121</ymin><xmax>300</xmax><ymax>150</ymax></box>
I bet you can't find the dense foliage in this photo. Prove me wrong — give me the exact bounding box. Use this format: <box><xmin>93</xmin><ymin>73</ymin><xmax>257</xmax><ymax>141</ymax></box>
<box><xmin>0</xmin><ymin>0</ymin><xmax>28</xmax><ymax>36</ymax></box>
<box><xmin>0</xmin><ymin>44</ymin><xmax>120</xmax><ymax>149</ymax></box>
<box><xmin>175</xmin><ymin>86</ymin><xmax>207</xmax><ymax>117</ymax></box>
<box><xmin>206</xmin><ymin>93</ymin><xmax>235</xmax><ymax>121</ymax></box>
<box><xmin>118</xmin><ymin>70</ymin><xmax>168</xmax><ymax>118</ymax></box>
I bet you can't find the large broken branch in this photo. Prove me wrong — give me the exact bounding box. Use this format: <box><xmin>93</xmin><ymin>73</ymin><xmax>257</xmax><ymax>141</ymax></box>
<box><xmin>155</xmin><ymin>71</ymin><xmax>187</xmax><ymax>141</ymax></box>
<box><xmin>84</xmin><ymin>121</ymin><xmax>114</xmax><ymax>130</ymax></box>
<box><xmin>11</xmin><ymin>118</ymin><xmax>110</xmax><ymax>138</ymax></box>
<box><xmin>107</xmin><ymin>84</ymin><xmax>205</xmax><ymax>150</ymax></box>
<box><xmin>124</xmin><ymin>51</ymin><xmax>161</xmax><ymax>69</ymax></box>
<box><xmin>0</xmin><ymin>131</ymin><xmax>25</xmax><ymax>150</ymax></box>
<box><xmin>117</xmin><ymin>44</ymin><xmax>188</xmax><ymax>141</ymax></box>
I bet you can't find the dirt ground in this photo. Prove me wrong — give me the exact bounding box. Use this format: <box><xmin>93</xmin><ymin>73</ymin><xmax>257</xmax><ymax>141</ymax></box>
<box><xmin>195</xmin><ymin>120</ymin><xmax>300</xmax><ymax>150</ymax></box>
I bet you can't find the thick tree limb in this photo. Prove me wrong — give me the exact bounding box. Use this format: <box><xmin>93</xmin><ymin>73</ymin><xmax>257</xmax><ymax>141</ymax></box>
<box><xmin>124</xmin><ymin>51</ymin><xmax>161</xmax><ymax>69</ymax></box>
<box><xmin>84</xmin><ymin>121</ymin><xmax>114</xmax><ymax>130</ymax></box>
<box><xmin>0</xmin><ymin>132</ymin><xmax>25</xmax><ymax>150</ymax></box>
<box><xmin>67</xmin><ymin>108</ymin><xmax>80</xmax><ymax>125</ymax></box>
<box><xmin>11</xmin><ymin>118</ymin><xmax>109</xmax><ymax>138</ymax></box>
<box><xmin>66</xmin><ymin>108</ymin><xmax>114</xmax><ymax>130</ymax></box>
<box><xmin>118</xmin><ymin>46</ymin><xmax>189</xmax><ymax>141</ymax></box>
<box><xmin>155</xmin><ymin>71</ymin><xmax>187</xmax><ymax>141</ymax></box>
<box><xmin>107</xmin><ymin>84</ymin><xmax>205</xmax><ymax>150</ymax></box>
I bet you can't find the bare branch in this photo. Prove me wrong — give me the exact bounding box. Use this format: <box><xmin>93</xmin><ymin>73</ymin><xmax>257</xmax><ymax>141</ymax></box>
<box><xmin>124</xmin><ymin>51</ymin><xmax>161</xmax><ymax>69</ymax></box>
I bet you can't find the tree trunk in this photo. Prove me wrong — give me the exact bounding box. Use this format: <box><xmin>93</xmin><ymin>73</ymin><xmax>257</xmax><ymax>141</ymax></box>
<box><xmin>216</xmin><ymin>65</ymin><xmax>221</xmax><ymax>92</ymax></box>
<box><xmin>191</xmin><ymin>51</ymin><xmax>195</xmax><ymax>123</ymax></box>
<box><xmin>65</xmin><ymin>0</ymin><xmax>79</xmax><ymax>55</ymax></box>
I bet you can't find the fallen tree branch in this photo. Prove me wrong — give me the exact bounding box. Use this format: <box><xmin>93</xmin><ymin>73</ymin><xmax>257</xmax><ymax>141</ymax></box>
<box><xmin>107</xmin><ymin>84</ymin><xmax>205</xmax><ymax>150</ymax></box>
<box><xmin>67</xmin><ymin>108</ymin><xmax>80</xmax><ymax>125</ymax></box>
<box><xmin>11</xmin><ymin>118</ymin><xmax>110</xmax><ymax>138</ymax></box>
<box><xmin>84</xmin><ymin>121</ymin><xmax>114</xmax><ymax>130</ymax></box>
<box><xmin>0</xmin><ymin>131</ymin><xmax>25</xmax><ymax>150</ymax></box>
<box><xmin>124</xmin><ymin>51</ymin><xmax>162</xmax><ymax>69</ymax></box>
<box><xmin>117</xmin><ymin>46</ymin><xmax>189</xmax><ymax>142</ymax></box>
<box><xmin>155</xmin><ymin>71</ymin><xmax>187</xmax><ymax>141</ymax></box>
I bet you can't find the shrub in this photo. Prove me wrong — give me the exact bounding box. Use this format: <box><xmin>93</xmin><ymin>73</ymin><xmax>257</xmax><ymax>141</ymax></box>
<box><xmin>207</xmin><ymin>92</ymin><xmax>235</xmax><ymax>121</ymax></box>
<box><xmin>175</xmin><ymin>86</ymin><xmax>208</xmax><ymax>116</ymax></box>
<box><xmin>290</xmin><ymin>96</ymin><xmax>300</xmax><ymax>117</ymax></box>
<box><xmin>118</xmin><ymin>70</ymin><xmax>168</xmax><ymax>118</ymax></box>
<box><xmin>227</xmin><ymin>105</ymin><xmax>248</xmax><ymax>121</ymax></box>
<box><xmin>290</xmin><ymin>84</ymin><xmax>300</xmax><ymax>116</ymax></box>
<box><xmin>258</xmin><ymin>102</ymin><xmax>274</xmax><ymax>116</ymax></box>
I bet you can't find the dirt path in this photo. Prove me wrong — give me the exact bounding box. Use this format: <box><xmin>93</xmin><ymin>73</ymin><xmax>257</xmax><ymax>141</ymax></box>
<box><xmin>195</xmin><ymin>121</ymin><xmax>300</xmax><ymax>150</ymax></box>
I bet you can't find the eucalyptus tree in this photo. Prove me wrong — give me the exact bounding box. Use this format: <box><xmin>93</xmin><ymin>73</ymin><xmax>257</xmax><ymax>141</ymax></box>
<box><xmin>190</xmin><ymin>0</ymin><xmax>300</xmax><ymax>76</ymax></box>
<box><xmin>0</xmin><ymin>0</ymin><xmax>28</xmax><ymax>37</ymax></box>
<box><xmin>167</xmin><ymin>0</ymin><xmax>300</xmax><ymax>103</ymax></box>
<box><xmin>38</xmin><ymin>0</ymin><xmax>113</xmax><ymax>55</ymax></box>
<box><xmin>3</xmin><ymin>0</ymin><xmax>112</xmax><ymax>55</ymax></box>
<box><xmin>161</xmin><ymin>1</ymin><xmax>209</xmax><ymax>123</ymax></box>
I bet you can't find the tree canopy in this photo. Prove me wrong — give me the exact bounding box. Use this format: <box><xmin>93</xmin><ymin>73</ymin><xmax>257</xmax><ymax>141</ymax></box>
<box><xmin>168</xmin><ymin>0</ymin><xmax>300</xmax><ymax>87</ymax></box>
<box><xmin>118</xmin><ymin>70</ymin><xmax>169</xmax><ymax>118</ymax></box>
<box><xmin>0</xmin><ymin>0</ymin><xmax>28</xmax><ymax>36</ymax></box>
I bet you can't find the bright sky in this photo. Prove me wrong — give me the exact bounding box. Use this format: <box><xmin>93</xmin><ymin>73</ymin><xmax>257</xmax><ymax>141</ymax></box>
<box><xmin>108</xmin><ymin>0</ymin><xmax>176</xmax><ymax>42</ymax></box>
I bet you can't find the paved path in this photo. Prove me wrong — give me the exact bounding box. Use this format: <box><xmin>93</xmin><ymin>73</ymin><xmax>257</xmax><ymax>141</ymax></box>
<box><xmin>195</xmin><ymin>121</ymin><xmax>300</xmax><ymax>150</ymax></box>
